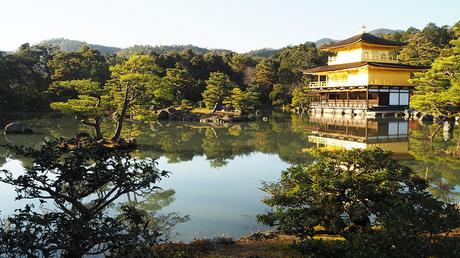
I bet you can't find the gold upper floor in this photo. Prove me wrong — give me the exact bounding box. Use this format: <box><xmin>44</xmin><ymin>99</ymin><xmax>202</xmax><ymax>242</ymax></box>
<box><xmin>304</xmin><ymin>33</ymin><xmax>429</xmax><ymax>89</ymax></box>
<box><xmin>327</xmin><ymin>45</ymin><xmax>399</xmax><ymax>65</ymax></box>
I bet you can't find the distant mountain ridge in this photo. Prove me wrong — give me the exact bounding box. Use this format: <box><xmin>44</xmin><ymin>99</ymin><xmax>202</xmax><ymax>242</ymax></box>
<box><xmin>369</xmin><ymin>28</ymin><xmax>404</xmax><ymax>36</ymax></box>
<box><xmin>314</xmin><ymin>38</ymin><xmax>336</xmax><ymax>47</ymax></box>
<box><xmin>39</xmin><ymin>38</ymin><xmax>122</xmax><ymax>55</ymax></box>
<box><xmin>116</xmin><ymin>44</ymin><xmax>232</xmax><ymax>57</ymax></box>
<box><xmin>5</xmin><ymin>28</ymin><xmax>403</xmax><ymax>57</ymax></box>
<box><xmin>38</xmin><ymin>39</ymin><xmax>233</xmax><ymax>56</ymax></box>
<box><xmin>246</xmin><ymin>48</ymin><xmax>281</xmax><ymax>58</ymax></box>
<box><xmin>314</xmin><ymin>28</ymin><xmax>403</xmax><ymax>47</ymax></box>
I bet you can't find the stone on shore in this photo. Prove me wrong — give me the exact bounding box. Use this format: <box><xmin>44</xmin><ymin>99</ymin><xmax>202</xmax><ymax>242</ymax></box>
<box><xmin>4</xmin><ymin>122</ymin><xmax>34</xmax><ymax>134</ymax></box>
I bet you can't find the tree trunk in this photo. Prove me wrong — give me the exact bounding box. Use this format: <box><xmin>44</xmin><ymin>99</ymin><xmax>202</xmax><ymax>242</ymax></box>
<box><xmin>429</xmin><ymin>123</ymin><xmax>443</xmax><ymax>142</ymax></box>
<box><xmin>211</xmin><ymin>103</ymin><xmax>218</xmax><ymax>113</ymax></box>
<box><xmin>94</xmin><ymin>117</ymin><xmax>102</xmax><ymax>140</ymax></box>
<box><xmin>112</xmin><ymin>85</ymin><xmax>130</xmax><ymax>141</ymax></box>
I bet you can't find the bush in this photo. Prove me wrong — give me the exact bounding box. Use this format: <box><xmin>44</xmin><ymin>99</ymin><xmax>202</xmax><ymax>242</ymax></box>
<box><xmin>258</xmin><ymin>148</ymin><xmax>460</xmax><ymax>257</ymax></box>
<box><xmin>0</xmin><ymin>139</ymin><xmax>187</xmax><ymax>257</ymax></box>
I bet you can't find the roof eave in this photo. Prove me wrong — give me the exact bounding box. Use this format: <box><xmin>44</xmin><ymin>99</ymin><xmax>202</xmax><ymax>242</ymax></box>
<box><xmin>321</xmin><ymin>40</ymin><xmax>407</xmax><ymax>51</ymax></box>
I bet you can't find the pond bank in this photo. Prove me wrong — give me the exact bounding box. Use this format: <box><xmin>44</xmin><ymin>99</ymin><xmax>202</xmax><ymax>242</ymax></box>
<box><xmin>153</xmin><ymin>232</ymin><xmax>303</xmax><ymax>258</ymax></box>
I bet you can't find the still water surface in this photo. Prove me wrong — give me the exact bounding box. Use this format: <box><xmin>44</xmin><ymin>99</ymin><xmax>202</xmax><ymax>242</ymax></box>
<box><xmin>1</xmin><ymin>112</ymin><xmax>459</xmax><ymax>241</ymax></box>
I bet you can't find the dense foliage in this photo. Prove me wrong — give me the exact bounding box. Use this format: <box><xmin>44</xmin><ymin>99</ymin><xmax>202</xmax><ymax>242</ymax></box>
<box><xmin>410</xmin><ymin>26</ymin><xmax>460</xmax><ymax>118</ymax></box>
<box><xmin>0</xmin><ymin>140</ymin><xmax>186</xmax><ymax>257</ymax></box>
<box><xmin>1</xmin><ymin>20</ymin><xmax>459</xmax><ymax>133</ymax></box>
<box><xmin>258</xmin><ymin>148</ymin><xmax>460</xmax><ymax>257</ymax></box>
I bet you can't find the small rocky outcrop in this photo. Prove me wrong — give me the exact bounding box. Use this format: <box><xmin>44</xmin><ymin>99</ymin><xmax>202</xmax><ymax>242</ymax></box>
<box><xmin>60</xmin><ymin>134</ymin><xmax>138</xmax><ymax>150</ymax></box>
<box><xmin>157</xmin><ymin>110</ymin><xmax>170</xmax><ymax>120</ymax></box>
<box><xmin>199</xmin><ymin>113</ymin><xmax>256</xmax><ymax>124</ymax></box>
<box><xmin>4</xmin><ymin>122</ymin><xmax>34</xmax><ymax>134</ymax></box>
<box><xmin>114</xmin><ymin>137</ymin><xmax>138</xmax><ymax>149</ymax></box>
<box><xmin>157</xmin><ymin>108</ymin><xmax>200</xmax><ymax>121</ymax></box>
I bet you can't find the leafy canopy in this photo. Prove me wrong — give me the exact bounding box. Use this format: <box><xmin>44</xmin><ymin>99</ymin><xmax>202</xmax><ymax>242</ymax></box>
<box><xmin>259</xmin><ymin>148</ymin><xmax>460</xmax><ymax>257</ymax></box>
<box><xmin>0</xmin><ymin>140</ymin><xmax>186</xmax><ymax>257</ymax></box>
<box><xmin>223</xmin><ymin>87</ymin><xmax>259</xmax><ymax>112</ymax></box>
<box><xmin>202</xmin><ymin>72</ymin><xmax>235</xmax><ymax>109</ymax></box>
<box><xmin>411</xmin><ymin>38</ymin><xmax>460</xmax><ymax>117</ymax></box>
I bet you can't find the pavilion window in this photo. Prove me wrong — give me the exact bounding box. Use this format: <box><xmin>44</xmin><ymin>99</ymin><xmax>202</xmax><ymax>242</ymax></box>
<box><xmin>399</xmin><ymin>93</ymin><xmax>409</xmax><ymax>105</ymax></box>
<box><xmin>363</xmin><ymin>51</ymin><xmax>369</xmax><ymax>59</ymax></box>
<box><xmin>389</xmin><ymin>92</ymin><xmax>399</xmax><ymax>105</ymax></box>
<box><xmin>399</xmin><ymin>121</ymin><xmax>408</xmax><ymax>135</ymax></box>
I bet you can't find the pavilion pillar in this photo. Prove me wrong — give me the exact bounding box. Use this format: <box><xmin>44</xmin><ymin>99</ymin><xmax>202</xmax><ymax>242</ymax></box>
<box><xmin>366</xmin><ymin>88</ymin><xmax>369</xmax><ymax>109</ymax></box>
<box><xmin>346</xmin><ymin>91</ymin><xmax>349</xmax><ymax>107</ymax></box>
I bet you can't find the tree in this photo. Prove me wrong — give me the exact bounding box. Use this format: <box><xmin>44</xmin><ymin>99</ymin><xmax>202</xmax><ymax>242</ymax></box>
<box><xmin>269</xmin><ymin>83</ymin><xmax>290</xmax><ymax>106</ymax></box>
<box><xmin>229</xmin><ymin>53</ymin><xmax>258</xmax><ymax>85</ymax></box>
<box><xmin>277</xmin><ymin>42</ymin><xmax>327</xmax><ymax>86</ymax></box>
<box><xmin>0</xmin><ymin>140</ymin><xmax>187</xmax><ymax>257</ymax></box>
<box><xmin>48</xmin><ymin>45</ymin><xmax>110</xmax><ymax>84</ymax></box>
<box><xmin>224</xmin><ymin>88</ymin><xmax>259</xmax><ymax>112</ymax></box>
<box><xmin>411</xmin><ymin>38</ymin><xmax>460</xmax><ymax>119</ymax></box>
<box><xmin>0</xmin><ymin>44</ymin><xmax>56</xmax><ymax>108</ymax></box>
<box><xmin>399</xmin><ymin>23</ymin><xmax>453</xmax><ymax>65</ymax></box>
<box><xmin>107</xmin><ymin>55</ymin><xmax>163</xmax><ymax>140</ymax></box>
<box><xmin>202</xmin><ymin>72</ymin><xmax>235</xmax><ymax>111</ymax></box>
<box><xmin>49</xmin><ymin>80</ymin><xmax>109</xmax><ymax>139</ymax></box>
<box><xmin>161</xmin><ymin>68</ymin><xmax>195</xmax><ymax>104</ymax></box>
<box><xmin>258</xmin><ymin>148</ymin><xmax>460</xmax><ymax>257</ymax></box>
<box><xmin>290</xmin><ymin>85</ymin><xmax>310</xmax><ymax>110</ymax></box>
<box><xmin>254</xmin><ymin>59</ymin><xmax>278</xmax><ymax>104</ymax></box>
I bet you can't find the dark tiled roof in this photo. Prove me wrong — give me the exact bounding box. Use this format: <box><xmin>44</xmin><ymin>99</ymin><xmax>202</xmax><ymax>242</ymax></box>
<box><xmin>321</xmin><ymin>33</ymin><xmax>407</xmax><ymax>50</ymax></box>
<box><xmin>304</xmin><ymin>62</ymin><xmax>429</xmax><ymax>73</ymax></box>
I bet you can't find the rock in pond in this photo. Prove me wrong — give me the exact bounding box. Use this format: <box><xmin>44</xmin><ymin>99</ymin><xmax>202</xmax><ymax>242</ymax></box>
<box><xmin>4</xmin><ymin>122</ymin><xmax>34</xmax><ymax>134</ymax></box>
<box><xmin>157</xmin><ymin>110</ymin><xmax>170</xmax><ymax>120</ymax></box>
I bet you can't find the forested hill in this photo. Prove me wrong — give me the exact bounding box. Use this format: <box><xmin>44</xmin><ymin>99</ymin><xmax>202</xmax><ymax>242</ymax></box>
<box><xmin>39</xmin><ymin>38</ymin><xmax>122</xmax><ymax>55</ymax></box>
<box><xmin>246</xmin><ymin>48</ymin><xmax>281</xmax><ymax>58</ymax></box>
<box><xmin>314</xmin><ymin>28</ymin><xmax>403</xmax><ymax>47</ymax></box>
<box><xmin>39</xmin><ymin>39</ymin><xmax>232</xmax><ymax>56</ymax></box>
<box><xmin>26</xmin><ymin>28</ymin><xmax>403</xmax><ymax>58</ymax></box>
<box><xmin>369</xmin><ymin>28</ymin><xmax>404</xmax><ymax>36</ymax></box>
<box><xmin>116</xmin><ymin>45</ymin><xmax>232</xmax><ymax>57</ymax></box>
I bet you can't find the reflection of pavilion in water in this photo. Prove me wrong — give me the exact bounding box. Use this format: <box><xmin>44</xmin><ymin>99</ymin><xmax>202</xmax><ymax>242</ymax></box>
<box><xmin>307</xmin><ymin>114</ymin><xmax>410</xmax><ymax>155</ymax></box>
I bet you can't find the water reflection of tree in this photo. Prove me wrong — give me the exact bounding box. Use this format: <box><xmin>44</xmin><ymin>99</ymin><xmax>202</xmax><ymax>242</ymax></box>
<box><xmin>2</xmin><ymin>112</ymin><xmax>459</xmax><ymax>202</ymax></box>
<box><xmin>131</xmin><ymin>114</ymin><xmax>315</xmax><ymax>168</ymax></box>
<box><xmin>407</xmin><ymin>122</ymin><xmax>460</xmax><ymax>202</ymax></box>
<box><xmin>123</xmin><ymin>189</ymin><xmax>187</xmax><ymax>241</ymax></box>
<box><xmin>0</xmin><ymin>114</ymin><xmax>84</xmax><ymax>168</ymax></box>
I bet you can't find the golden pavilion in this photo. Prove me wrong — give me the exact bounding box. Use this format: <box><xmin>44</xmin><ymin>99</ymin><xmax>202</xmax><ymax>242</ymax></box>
<box><xmin>304</xmin><ymin>32</ymin><xmax>429</xmax><ymax>117</ymax></box>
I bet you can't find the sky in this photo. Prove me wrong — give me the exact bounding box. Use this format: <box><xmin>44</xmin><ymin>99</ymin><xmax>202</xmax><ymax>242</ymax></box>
<box><xmin>1</xmin><ymin>0</ymin><xmax>459</xmax><ymax>53</ymax></box>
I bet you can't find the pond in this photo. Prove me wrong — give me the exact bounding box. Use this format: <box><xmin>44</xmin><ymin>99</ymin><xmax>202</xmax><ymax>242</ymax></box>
<box><xmin>1</xmin><ymin>112</ymin><xmax>459</xmax><ymax>241</ymax></box>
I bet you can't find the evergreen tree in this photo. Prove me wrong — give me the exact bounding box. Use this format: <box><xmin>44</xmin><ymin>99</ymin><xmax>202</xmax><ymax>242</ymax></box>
<box><xmin>48</xmin><ymin>46</ymin><xmax>110</xmax><ymax>84</ymax></box>
<box><xmin>399</xmin><ymin>23</ymin><xmax>453</xmax><ymax>65</ymax></box>
<box><xmin>107</xmin><ymin>55</ymin><xmax>163</xmax><ymax>140</ymax></box>
<box><xmin>161</xmin><ymin>68</ymin><xmax>195</xmax><ymax>104</ymax></box>
<box><xmin>224</xmin><ymin>88</ymin><xmax>259</xmax><ymax>112</ymax></box>
<box><xmin>290</xmin><ymin>86</ymin><xmax>310</xmax><ymax>110</ymax></box>
<box><xmin>202</xmin><ymin>72</ymin><xmax>235</xmax><ymax>111</ymax></box>
<box><xmin>411</xmin><ymin>38</ymin><xmax>460</xmax><ymax>118</ymax></box>
<box><xmin>269</xmin><ymin>83</ymin><xmax>290</xmax><ymax>106</ymax></box>
<box><xmin>49</xmin><ymin>80</ymin><xmax>109</xmax><ymax>139</ymax></box>
<box><xmin>258</xmin><ymin>148</ymin><xmax>460</xmax><ymax>257</ymax></box>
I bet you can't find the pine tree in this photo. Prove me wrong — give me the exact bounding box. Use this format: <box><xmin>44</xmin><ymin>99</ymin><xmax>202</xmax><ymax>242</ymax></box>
<box><xmin>411</xmin><ymin>38</ymin><xmax>460</xmax><ymax>118</ymax></box>
<box><xmin>202</xmin><ymin>72</ymin><xmax>235</xmax><ymax>111</ymax></box>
